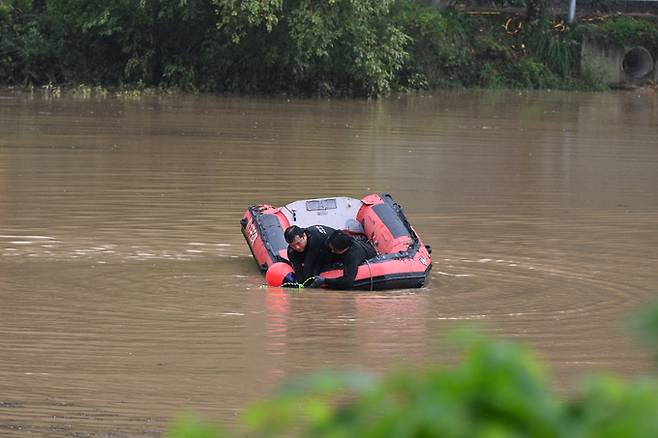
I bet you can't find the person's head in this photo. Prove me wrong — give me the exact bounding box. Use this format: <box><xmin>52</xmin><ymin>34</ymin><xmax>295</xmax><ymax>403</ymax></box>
<box><xmin>285</xmin><ymin>225</ymin><xmax>307</xmax><ymax>252</ymax></box>
<box><xmin>328</xmin><ymin>230</ymin><xmax>352</xmax><ymax>254</ymax></box>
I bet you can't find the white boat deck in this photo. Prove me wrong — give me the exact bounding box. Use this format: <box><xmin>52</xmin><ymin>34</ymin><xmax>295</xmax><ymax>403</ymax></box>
<box><xmin>280</xmin><ymin>196</ymin><xmax>365</xmax><ymax>233</ymax></box>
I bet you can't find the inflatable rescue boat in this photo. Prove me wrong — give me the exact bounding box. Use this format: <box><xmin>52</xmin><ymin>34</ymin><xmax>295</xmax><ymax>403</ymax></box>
<box><xmin>240</xmin><ymin>194</ymin><xmax>431</xmax><ymax>290</ymax></box>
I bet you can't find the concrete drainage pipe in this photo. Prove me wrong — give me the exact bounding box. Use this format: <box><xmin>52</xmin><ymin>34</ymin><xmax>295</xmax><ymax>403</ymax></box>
<box><xmin>622</xmin><ymin>46</ymin><xmax>655</xmax><ymax>80</ymax></box>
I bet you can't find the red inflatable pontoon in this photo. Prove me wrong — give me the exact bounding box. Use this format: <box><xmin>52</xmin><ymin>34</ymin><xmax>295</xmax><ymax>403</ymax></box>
<box><xmin>240</xmin><ymin>193</ymin><xmax>432</xmax><ymax>290</ymax></box>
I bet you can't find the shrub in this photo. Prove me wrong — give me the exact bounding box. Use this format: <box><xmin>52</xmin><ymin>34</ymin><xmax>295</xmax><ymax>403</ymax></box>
<box><xmin>393</xmin><ymin>3</ymin><xmax>472</xmax><ymax>89</ymax></box>
<box><xmin>578</xmin><ymin>17</ymin><xmax>658</xmax><ymax>53</ymax></box>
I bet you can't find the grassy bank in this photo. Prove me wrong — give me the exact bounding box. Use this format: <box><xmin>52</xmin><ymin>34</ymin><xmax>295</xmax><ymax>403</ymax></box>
<box><xmin>1</xmin><ymin>1</ymin><xmax>657</xmax><ymax>97</ymax></box>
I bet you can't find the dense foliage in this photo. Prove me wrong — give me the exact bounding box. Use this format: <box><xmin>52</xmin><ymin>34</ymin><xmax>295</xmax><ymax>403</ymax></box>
<box><xmin>1</xmin><ymin>0</ymin><xmax>409</xmax><ymax>95</ymax></box>
<box><xmin>577</xmin><ymin>16</ymin><xmax>658</xmax><ymax>54</ymax></box>
<box><xmin>170</xmin><ymin>299</ymin><xmax>658</xmax><ymax>437</ymax></box>
<box><xmin>0</xmin><ymin>1</ymin><xmax>655</xmax><ymax>95</ymax></box>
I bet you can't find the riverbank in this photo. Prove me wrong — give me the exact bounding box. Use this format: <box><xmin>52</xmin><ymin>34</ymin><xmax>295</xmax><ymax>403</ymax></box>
<box><xmin>1</xmin><ymin>1</ymin><xmax>657</xmax><ymax>97</ymax></box>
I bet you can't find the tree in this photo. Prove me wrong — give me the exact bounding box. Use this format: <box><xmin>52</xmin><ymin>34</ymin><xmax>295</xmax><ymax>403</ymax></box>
<box><xmin>211</xmin><ymin>0</ymin><xmax>410</xmax><ymax>96</ymax></box>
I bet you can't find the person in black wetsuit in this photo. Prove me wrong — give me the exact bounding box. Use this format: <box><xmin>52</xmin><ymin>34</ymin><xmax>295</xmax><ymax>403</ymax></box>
<box><xmin>310</xmin><ymin>230</ymin><xmax>377</xmax><ymax>290</ymax></box>
<box><xmin>284</xmin><ymin>225</ymin><xmax>336</xmax><ymax>285</ymax></box>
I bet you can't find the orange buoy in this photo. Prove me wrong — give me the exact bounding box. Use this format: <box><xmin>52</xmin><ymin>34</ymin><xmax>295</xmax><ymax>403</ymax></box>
<box><xmin>265</xmin><ymin>262</ymin><xmax>294</xmax><ymax>287</ymax></box>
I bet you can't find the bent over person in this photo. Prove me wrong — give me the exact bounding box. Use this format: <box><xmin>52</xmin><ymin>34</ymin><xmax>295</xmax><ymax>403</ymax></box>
<box><xmin>284</xmin><ymin>225</ymin><xmax>336</xmax><ymax>284</ymax></box>
<box><xmin>310</xmin><ymin>230</ymin><xmax>377</xmax><ymax>290</ymax></box>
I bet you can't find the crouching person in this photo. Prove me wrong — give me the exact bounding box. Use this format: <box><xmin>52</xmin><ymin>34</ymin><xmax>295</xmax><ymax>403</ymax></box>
<box><xmin>310</xmin><ymin>230</ymin><xmax>377</xmax><ymax>290</ymax></box>
<box><xmin>284</xmin><ymin>225</ymin><xmax>336</xmax><ymax>285</ymax></box>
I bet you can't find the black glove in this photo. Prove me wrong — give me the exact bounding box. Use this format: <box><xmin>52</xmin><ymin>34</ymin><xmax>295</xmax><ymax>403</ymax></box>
<box><xmin>309</xmin><ymin>276</ymin><xmax>326</xmax><ymax>288</ymax></box>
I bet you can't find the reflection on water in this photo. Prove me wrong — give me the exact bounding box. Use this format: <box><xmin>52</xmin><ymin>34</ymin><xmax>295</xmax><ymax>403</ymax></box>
<box><xmin>1</xmin><ymin>89</ymin><xmax>657</xmax><ymax>436</ymax></box>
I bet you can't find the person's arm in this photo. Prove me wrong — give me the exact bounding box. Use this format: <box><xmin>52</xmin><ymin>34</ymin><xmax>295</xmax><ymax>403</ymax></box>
<box><xmin>302</xmin><ymin>245</ymin><xmax>322</xmax><ymax>282</ymax></box>
<box><xmin>287</xmin><ymin>247</ymin><xmax>304</xmax><ymax>281</ymax></box>
<box><xmin>323</xmin><ymin>250</ymin><xmax>360</xmax><ymax>290</ymax></box>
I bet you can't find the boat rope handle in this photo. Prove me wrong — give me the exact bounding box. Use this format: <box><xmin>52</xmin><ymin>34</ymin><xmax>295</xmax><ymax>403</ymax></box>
<box><xmin>281</xmin><ymin>276</ymin><xmax>316</xmax><ymax>289</ymax></box>
<box><xmin>366</xmin><ymin>259</ymin><xmax>373</xmax><ymax>291</ymax></box>
<box><xmin>283</xmin><ymin>206</ymin><xmax>296</xmax><ymax>222</ymax></box>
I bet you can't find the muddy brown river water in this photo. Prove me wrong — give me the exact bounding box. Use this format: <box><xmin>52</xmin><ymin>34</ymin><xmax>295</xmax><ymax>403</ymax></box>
<box><xmin>1</xmin><ymin>89</ymin><xmax>657</xmax><ymax>436</ymax></box>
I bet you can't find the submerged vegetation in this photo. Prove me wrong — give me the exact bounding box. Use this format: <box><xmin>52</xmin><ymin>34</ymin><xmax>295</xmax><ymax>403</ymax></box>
<box><xmin>1</xmin><ymin>0</ymin><xmax>656</xmax><ymax>96</ymax></box>
<box><xmin>169</xmin><ymin>299</ymin><xmax>658</xmax><ymax>437</ymax></box>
